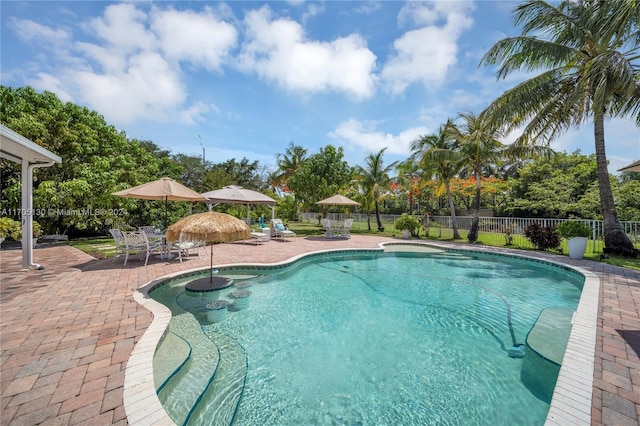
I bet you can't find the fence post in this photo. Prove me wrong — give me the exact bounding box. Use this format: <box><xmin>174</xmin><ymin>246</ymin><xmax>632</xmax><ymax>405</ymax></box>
<box><xmin>592</xmin><ymin>219</ymin><xmax>597</xmax><ymax>252</ymax></box>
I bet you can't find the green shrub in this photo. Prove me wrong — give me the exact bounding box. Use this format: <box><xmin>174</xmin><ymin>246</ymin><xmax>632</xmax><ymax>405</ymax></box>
<box><xmin>0</xmin><ymin>217</ymin><xmax>21</xmax><ymax>240</ymax></box>
<box><xmin>524</xmin><ymin>223</ymin><xmax>561</xmax><ymax>251</ymax></box>
<box><xmin>395</xmin><ymin>214</ymin><xmax>421</xmax><ymax>235</ymax></box>
<box><xmin>557</xmin><ymin>221</ymin><xmax>591</xmax><ymax>238</ymax></box>
<box><xmin>1</xmin><ymin>218</ymin><xmax>43</xmax><ymax>240</ymax></box>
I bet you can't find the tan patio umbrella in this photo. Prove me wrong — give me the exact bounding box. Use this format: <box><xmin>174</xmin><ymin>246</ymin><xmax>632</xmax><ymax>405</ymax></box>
<box><xmin>316</xmin><ymin>194</ymin><xmax>361</xmax><ymax>206</ymax></box>
<box><xmin>202</xmin><ymin>185</ymin><xmax>276</xmax><ymax>222</ymax></box>
<box><xmin>166</xmin><ymin>212</ymin><xmax>250</xmax><ymax>284</ymax></box>
<box><xmin>618</xmin><ymin>159</ymin><xmax>640</xmax><ymax>173</ymax></box>
<box><xmin>113</xmin><ymin>177</ymin><xmax>208</xmax><ymax>227</ymax></box>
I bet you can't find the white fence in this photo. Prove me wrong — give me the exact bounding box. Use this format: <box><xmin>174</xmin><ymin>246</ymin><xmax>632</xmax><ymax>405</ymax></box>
<box><xmin>299</xmin><ymin>212</ymin><xmax>640</xmax><ymax>253</ymax></box>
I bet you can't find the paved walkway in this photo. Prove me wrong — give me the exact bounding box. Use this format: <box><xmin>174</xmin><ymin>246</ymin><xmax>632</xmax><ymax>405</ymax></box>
<box><xmin>1</xmin><ymin>236</ymin><xmax>638</xmax><ymax>425</ymax></box>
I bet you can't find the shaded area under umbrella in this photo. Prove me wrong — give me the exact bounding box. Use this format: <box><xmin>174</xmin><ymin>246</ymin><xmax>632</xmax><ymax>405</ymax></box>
<box><xmin>113</xmin><ymin>177</ymin><xmax>208</xmax><ymax>227</ymax></box>
<box><xmin>166</xmin><ymin>212</ymin><xmax>250</xmax><ymax>284</ymax></box>
<box><xmin>202</xmin><ymin>185</ymin><xmax>276</xmax><ymax>222</ymax></box>
<box><xmin>316</xmin><ymin>194</ymin><xmax>361</xmax><ymax>222</ymax></box>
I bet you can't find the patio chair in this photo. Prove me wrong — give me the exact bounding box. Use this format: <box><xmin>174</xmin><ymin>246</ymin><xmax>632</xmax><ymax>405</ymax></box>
<box><xmin>122</xmin><ymin>231</ymin><xmax>163</xmax><ymax>266</ymax></box>
<box><xmin>271</xmin><ymin>219</ymin><xmax>296</xmax><ymax>241</ymax></box>
<box><xmin>170</xmin><ymin>232</ymin><xmax>203</xmax><ymax>263</ymax></box>
<box><xmin>109</xmin><ymin>229</ymin><xmax>126</xmax><ymax>262</ymax></box>
<box><xmin>321</xmin><ymin>218</ymin><xmax>334</xmax><ymax>239</ymax></box>
<box><xmin>342</xmin><ymin>218</ymin><xmax>354</xmax><ymax>239</ymax></box>
<box><xmin>139</xmin><ymin>226</ymin><xmax>164</xmax><ymax>244</ymax></box>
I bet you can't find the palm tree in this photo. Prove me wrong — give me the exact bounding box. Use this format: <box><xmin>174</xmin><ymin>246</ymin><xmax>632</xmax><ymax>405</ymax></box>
<box><xmin>447</xmin><ymin>112</ymin><xmax>506</xmax><ymax>242</ymax></box>
<box><xmin>410</xmin><ymin>122</ymin><xmax>464</xmax><ymax>239</ymax></box>
<box><xmin>480</xmin><ymin>0</ymin><xmax>640</xmax><ymax>256</ymax></box>
<box><xmin>355</xmin><ymin>148</ymin><xmax>398</xmax><ymax>231</ymax></box>
<box><xmin>273</xmin><ymin>142</ymin><xmax>308</xmax><ymax>218</ymax></box>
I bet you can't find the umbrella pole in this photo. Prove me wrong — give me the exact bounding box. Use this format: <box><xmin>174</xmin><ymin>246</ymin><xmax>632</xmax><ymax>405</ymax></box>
<box><xmin>210</xmin><ymin>244</ymin><xmax>213</xmax><ymax>283</ymax></box>
<box><xmin>164</xmin><ymin>197</ymin><xmax>168</xmax><ymax>229</ymax></box>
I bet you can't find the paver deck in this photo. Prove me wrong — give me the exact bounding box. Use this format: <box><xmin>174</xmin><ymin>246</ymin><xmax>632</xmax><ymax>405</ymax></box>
<box><xmin>1</xmin><ymin>236</ymin><xmax>638</xmax><ymax>425</ymax></box>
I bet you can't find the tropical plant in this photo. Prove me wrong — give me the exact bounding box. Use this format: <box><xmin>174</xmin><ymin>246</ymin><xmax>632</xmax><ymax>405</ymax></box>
<box><xmin>394</xmin><ymin>213</ymin><xmax>421</xmax><ymax>236</ymax></box>
<box><xmin>480</xmin><ymin>0</ymin><xmax>640</xmax><ymax>256</ymax></box>
<box><xmin>0</xmin><ymin>217</ymin><xmax>21</xmax><ymax>240</ymax></box>
<box><xmin>287</xmin><ymin>145</ymin><xmax>352</xmax><ymax>211</ymax></box>
<box><xmin>447</xmin><ymin>112</ymin><xmax>507</xmax><ymax>242</ymax></box>
<box><xmin>410</xmin><ymin>122</ymin><xmax>463</xmax><ymax>239</ymax></box>
<box><xmin>354</xmin><ymin>148</ymin><xmax>398</xmax><ymax>231</ymax></box>
<box><xmin>524</xmin><ymin>222</ymin><xmax>561</xmax><ymax>251</ymax></box>
<box><xmin>557</xmin><ymin>220</ymin><xmax>592</xmax><ymax>239</ymax></box>
<box><xmin>7</xmin><ymin>220</ymin><xmax>43</xmax><ymax>240</ymax></box>
<box><xmin>272</xmin><ymin>142</ymin><xmax>308</xmax><ymax>218</ymax></box>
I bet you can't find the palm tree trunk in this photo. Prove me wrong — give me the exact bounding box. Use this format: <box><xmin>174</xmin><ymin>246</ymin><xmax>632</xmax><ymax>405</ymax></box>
<box><xmin>374</xmin><ymin>199</ymin><xmax>384</xmax><ymax>231</ymax></box>
<box><xmin>468</xmin><ymin>171</ymin><xmax>481</xmax><ymax>243</ymax></box>
<box><xmin>594</xmin><ymin>112</ymin><xmax>636</xmax><ymax>256</ymax></box>
<box><xmin>445</xmin><ymin>180</ymin><xmax>460</xmax><ymax>239</ymax></box>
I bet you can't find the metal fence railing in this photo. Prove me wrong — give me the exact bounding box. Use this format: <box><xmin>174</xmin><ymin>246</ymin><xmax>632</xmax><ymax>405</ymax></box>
<box><xmin>299</xmin><ymin>212</ymin><xmax>640</xmax><ymax>254</ymax></box>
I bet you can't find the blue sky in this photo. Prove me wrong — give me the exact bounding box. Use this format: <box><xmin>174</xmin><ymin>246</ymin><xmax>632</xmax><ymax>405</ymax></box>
<box><xmin>2</xmin><ymin>0</ymin><xmax>638</xmax><ymax>174</ymax></box>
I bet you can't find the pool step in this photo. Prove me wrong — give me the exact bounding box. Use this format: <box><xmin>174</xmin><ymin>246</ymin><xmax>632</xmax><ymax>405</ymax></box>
<box><xmin>187</xmin><ymin>333</ymin><xmax>248</xmax><ymax>425</ymax></box>
<box><xmin>157</xmin><ymin>312</ymin><xmax>220</xmax><ymax>425</ymax></box>
<box><xmin>154</xmin><ymin>331</ymin><xmax>191</xmax><ymax>391</ymax></box>
<box><xmin>526</xmin><ymin>307</ymin><xmax>574</xmax><ymax>365</ymax></box>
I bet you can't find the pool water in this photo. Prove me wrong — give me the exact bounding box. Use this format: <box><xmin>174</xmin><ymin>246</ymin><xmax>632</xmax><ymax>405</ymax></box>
<box><xmin>150</xmin><ymin>249</ymin><xmax>584</xmax><ymax>426</ymax></box>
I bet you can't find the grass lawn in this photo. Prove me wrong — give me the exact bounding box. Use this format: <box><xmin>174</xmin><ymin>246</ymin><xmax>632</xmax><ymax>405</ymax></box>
<box><xmin>67</xmin><ymin>221</ymin><xmax>640</xmax><ymax>272</ymax></box>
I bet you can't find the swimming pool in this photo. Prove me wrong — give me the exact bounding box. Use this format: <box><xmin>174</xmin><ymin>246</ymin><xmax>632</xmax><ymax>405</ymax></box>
<box><xmin>149</xmin><ymin>247</ymin><xmax>584</xmax><ymax>425</ymax></box>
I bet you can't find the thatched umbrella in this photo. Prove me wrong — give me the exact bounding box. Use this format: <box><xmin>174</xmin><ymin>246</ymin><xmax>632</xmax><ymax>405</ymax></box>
<box><xmin>167</xmin><ymin>212</ymin><xmax>250</xmax><ymax>284</ymax></box>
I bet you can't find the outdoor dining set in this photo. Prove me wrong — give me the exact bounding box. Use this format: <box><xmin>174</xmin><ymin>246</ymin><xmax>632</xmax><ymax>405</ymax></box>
<box><xmin>109</xmin><ymin>227</ymin><xmax>205</xmax><ymax>266</ymax></box>
<box><xmin>108</xmin><ymin>176</ymin><xmax>360</xmax><ymax>266</ymax></box>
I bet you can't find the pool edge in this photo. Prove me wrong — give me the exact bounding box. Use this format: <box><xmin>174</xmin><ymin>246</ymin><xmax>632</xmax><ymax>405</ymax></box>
<box><xmin>124</xmin><ymin>242</ymin><xmax>598</xmax><ymax>425</ymax></box>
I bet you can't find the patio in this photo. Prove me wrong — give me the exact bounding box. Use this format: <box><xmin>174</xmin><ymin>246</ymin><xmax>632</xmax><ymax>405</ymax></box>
<box><xmin>1</xmin><ymin>236</ymin><xmax>638</xmax><ymax>425</ymax></box>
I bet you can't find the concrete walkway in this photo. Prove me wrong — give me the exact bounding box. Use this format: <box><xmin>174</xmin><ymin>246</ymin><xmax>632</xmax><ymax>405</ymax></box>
<box><xmin>1</xmin><ymin>236</ymin><xmax>638</xmax><ymax>425</ymax></box>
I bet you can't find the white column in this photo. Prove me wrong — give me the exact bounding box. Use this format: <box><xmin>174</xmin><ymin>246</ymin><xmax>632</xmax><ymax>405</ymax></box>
<box><xmin>21</xmin><ymin>160</ymin><xmax>34</xmax><ymax>269</ymax></box>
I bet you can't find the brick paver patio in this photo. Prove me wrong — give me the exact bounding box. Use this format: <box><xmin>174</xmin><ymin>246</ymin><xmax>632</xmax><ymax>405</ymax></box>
<box><xmin>1</xmin><ymin>236</ymin><xmax>638</xmax><ymax>425</ymax></box>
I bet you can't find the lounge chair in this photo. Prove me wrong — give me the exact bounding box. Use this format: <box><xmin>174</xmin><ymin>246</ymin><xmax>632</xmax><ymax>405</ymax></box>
<box><xmin>249</xmin><ymin>229</ymin><xmax>270</xmax><ymax>244</ymax></box>
<box><xmin>271</xmin><ymin>219</ymin><xmax>296</xmax><ymax>241</ymax></box>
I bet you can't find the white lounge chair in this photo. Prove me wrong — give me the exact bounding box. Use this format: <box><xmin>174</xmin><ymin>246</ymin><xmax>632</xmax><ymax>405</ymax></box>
<box><xmin>249</xmin><ymin>229</ymin><xmax>270</xmax><ymax>244</ymax></box>
<box><xmin>271</xmin><ymin>219</ymin><xmax>296</xmax><ymax>241</ymax></box>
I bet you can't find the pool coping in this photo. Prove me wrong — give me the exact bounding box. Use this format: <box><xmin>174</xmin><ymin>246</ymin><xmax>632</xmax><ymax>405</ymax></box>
<box><xmin>124</xmin><ymin>242</ymin><xmax>599</xmax><ymax>425</ymax></box>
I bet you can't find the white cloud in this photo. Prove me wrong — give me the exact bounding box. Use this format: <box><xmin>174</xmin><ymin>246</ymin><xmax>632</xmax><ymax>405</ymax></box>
<box><xmin>329</xmin><ymin>119</ymin><xmax>429</xmax><ymax>156</ymax></box>
<box><xmin>71</xmin><ymin>51</ymin><xmax>186</xmax><ymax>124</ymax></box>
<box><xmin>179</xmin><ymin>101</ymin><xmax>215</xmax><ymax>125</ymax></box>
<box><xmin>85</xmin><ymin>3</ymin><xmax>156</xmax><ymax>54</ymax></box>
<box><xmin>8</xmin><ymin>17</ymin><xmax>71</xmax><ymax>45</ymax></box>
<box><xmin>237</xmin><ymin>6</ymin><xmax>377</xmax><ymax>100</ymax></box>
<box><xmin>382</xmin><ymin>1</ymin><xmax>474</xmax><ymax>94</ymax></box>
<box><xmin>27</xmin><ymin>73</ymin><xmax>73</xmax><ymax>102</ymax></box>
<box><xmin>151</xmin><ymin>6</ymin><xmax>237</xmax><ymax>71</ymax></box>
<box><xmin>10</xmin><ymin>3</ymin><xmax>242</xmax><ymax>127</ymax></box>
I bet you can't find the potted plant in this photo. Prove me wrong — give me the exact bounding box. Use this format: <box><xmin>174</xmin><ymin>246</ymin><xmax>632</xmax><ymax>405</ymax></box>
<box><xmin>395</xmin><ymin>214</ymin><xmax>420</xmax><ymax>240</ymax></box>
<box><xmin>557</xmin><ymin>220</ymin><xmax>591</xmax><ymax>259</ymax></box>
